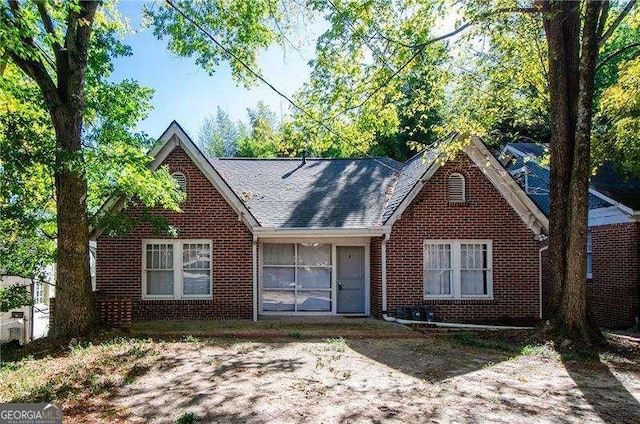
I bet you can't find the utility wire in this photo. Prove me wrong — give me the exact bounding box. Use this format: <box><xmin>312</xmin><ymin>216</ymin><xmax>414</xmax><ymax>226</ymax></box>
<box><xmin>163</xmin><ymin>0</ymin><xmax>421</xmax><ymax>179</ymax></box>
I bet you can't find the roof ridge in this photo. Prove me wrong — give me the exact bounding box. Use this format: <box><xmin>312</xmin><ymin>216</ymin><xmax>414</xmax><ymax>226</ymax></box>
<box><xmin>211</xmin><ymin>156</ymin><xmax>397</xmax><ymax>161</ymax></box>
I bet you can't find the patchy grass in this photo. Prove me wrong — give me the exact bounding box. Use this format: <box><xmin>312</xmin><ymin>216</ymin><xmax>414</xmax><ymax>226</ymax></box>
<box><xmin>0</xmin><ymin>337</ymin><xmax>162</xmax><ymax>405</ymax></box>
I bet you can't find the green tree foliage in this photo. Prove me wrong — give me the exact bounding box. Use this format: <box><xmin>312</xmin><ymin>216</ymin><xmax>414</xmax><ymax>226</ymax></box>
<box><xmin>0</xmin><ymin>0</ymin><xmax>184</xmax><ymax>336</ymax></box>
<box><xmin>198</xmin><ymin>107</ymin><xmax>245</xmax><ymax>157</ymax></box>
<box><xmin>287</xmin><ymin>0</ymin><xmax>449</xmax><ymax>158</ymax></box>
<box><xmin>0</xmin><ymin>284</ymin><xmax>33</xmax><ymax>313</ymax></box>
<box><xmin>237</xmin><ymin>101</ymin><xmax>282</xmax><ymax>157</ymax></box>
<box><xmin>0</xmin><ymin>65</ymin><xmax>56</xmax><ymax>284</ymax></box>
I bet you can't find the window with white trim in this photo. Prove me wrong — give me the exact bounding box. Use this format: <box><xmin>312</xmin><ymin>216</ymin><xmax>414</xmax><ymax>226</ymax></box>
<box><xmin>143</xmin><ymin>240</ymin><xmax>211</xmax><ymax>299</ymax></box>
<box><xmin>586</xmin><ymin>229</ymin><xmax>593</xmax><ymax>279</ymax></box>
<box><xmin>447</xmin><ymin>173</ymin><xmax>466</xmax><ymax>202</ymax></box>
<box><xmin>262</xmin><ymin>243</ymin><xmax>332</xmax><ymax>312</ymax></box>
<box><xmin>424</xmin><ymin>240</ymin><xmax>492</xmax><ymax>299</ymax></box>
<box><xmin>34</xmin><ymin>282</ymin><xmax>46</xmax><ymax>304</ymax></box>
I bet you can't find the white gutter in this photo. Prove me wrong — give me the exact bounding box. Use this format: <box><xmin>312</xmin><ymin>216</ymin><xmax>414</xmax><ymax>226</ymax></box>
<box><xmin>252</xmin><ymin>235</ymin><xmax>258</xmax><ymax>322</ymax></box>
<box><xmin>539</xmin><ymin>244</ymin><xmax>549</xmax><ymax>319</ymax></box>
<box><xmin>253</xmin><ymin>227</ymin><xmax>391</xmax><ymax>238</ymax></box>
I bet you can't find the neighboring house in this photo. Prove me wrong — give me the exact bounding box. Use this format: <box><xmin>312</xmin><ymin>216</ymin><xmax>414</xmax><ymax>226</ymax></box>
<box><xmin>91</xmin><ymin>122</ymin><xmax>547</xmax><ymax>325</ymax></box>
<box><xmin>0</xmin><ymin>272</ymin><xmax>53</xmax><ymax>344</ymax></box>
<box><xmin>501</xmin><ymin>143</ymin><xmax>640</xmax><ymax>329</ymax></box>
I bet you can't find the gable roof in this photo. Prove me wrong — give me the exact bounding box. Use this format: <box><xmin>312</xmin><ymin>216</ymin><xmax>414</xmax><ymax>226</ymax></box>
<box><xmin>211</xmin><ymin>157</ymin><xmax>402</xmax><ymax>229</ymax></box>
<box><xmin>91</xmin><ymin>121</ymin><xmax>258</xmax><ymax>238</ymax></box>
<box><xmin>382</xmin><ymin>135</ymin><xmax>548</xmax><ymax>235</ymax></box>
<box><xmin>93</xmin><ymin>123</ymin><xmax>549</xmax><ymax>237</ymax></box>
<box><xmin>503</xmin><ymin>143</ymin><xmax>640</xmax><ymax>214</ymax></box>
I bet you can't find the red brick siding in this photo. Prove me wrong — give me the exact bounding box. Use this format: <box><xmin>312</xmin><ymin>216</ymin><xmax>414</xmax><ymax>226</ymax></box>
<box><xmin>384</xmin><ymin>154</ymin><xmax>541</xmax><ymax>323</ymax></box>
<box><xmin>96</xmin><ymin>143</ymin><xmax>253</xmax><ymax>320</ymax></box>
<box><xmin>588</xmin><ymin>222</ymin><xmax>640</xmax><ymax>329</ymax></box>
<box><xmin>540</xmin><ymin>222</ymin><xmax>639</xmax><ymax>329</ymax></box>
<box><xmin>50</xmin><ymin>295</ymin><xmax>132</xmax><ymax>330</ymax></box>
<box><xmin>370</xmin><ymin>237</ymin><xmax>383</xmax><ymax>318</ymax></box>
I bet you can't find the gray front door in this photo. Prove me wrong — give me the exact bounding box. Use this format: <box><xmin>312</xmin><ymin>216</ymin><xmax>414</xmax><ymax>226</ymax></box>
<box><xmin>336</xmin><ymin>246</ymin><xmax>365</xmax><ymax>314</ymax></box>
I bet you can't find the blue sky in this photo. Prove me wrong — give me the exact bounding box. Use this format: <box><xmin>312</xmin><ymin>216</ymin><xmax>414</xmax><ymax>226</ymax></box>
<box><xmin>111</xmin><ymin>1</ymin><xmax>315</xmax><ymax>140</ymax></box>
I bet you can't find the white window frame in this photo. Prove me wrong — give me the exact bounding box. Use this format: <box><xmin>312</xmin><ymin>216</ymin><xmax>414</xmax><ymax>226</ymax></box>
<box><xmin>423</xmin><ymin>240</ymin><xmax>493</xmax><ymax>300</ymax></box>
<box><xmin>142</xmin><ymin>239</ymin><xmax>212</xmax><ymax>300</ymax></box>
<box><xmin>258</xmin><ymin>238</ymin><xmax>371</xmax><ymax>316</ymax></box>
<box><xmin>34</xmin><ymin>282</ymin><xmax>46</xmax><ymax>305</ymax></box>
<box><xmin>261</xmin><ymin>242</ymin><xmax>333</xmax><ymax>313</ymax></box>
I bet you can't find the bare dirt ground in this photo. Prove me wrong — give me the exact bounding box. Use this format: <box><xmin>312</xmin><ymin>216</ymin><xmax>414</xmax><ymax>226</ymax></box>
<box><xmin>106</xmin><ymin>336</ymin><xmax>640</xmax><ymax>424</ymax></box>
<box><xmin>2</xmin><ymin>319</ymin><xmax>639</xmax><ymax>423</ymax></box>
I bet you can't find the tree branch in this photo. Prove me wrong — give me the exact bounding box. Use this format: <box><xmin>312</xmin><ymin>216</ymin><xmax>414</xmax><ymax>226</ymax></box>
<box><xmin>596</xmin><ymin>42</ymin><xmax>640</xmax><ymax>69</ymax></box>
<box><xmin>328</xmin><ymin>5</ymin><xmax>542</xmax><ymax>119</ymax></box>
<box><xmin>36</xmin><ymin>0</ymin><xmax>61</xmax><ymax>52</ymax></box>
<box><xmin>1</xmin><ymin>2</ymin><xmax>60</xmax><ymax>109</ymax></box>
<box><xmin>599</xmin><ymin>0</ymin><xmax>636</xmax><ymax>46</ymax></box>
<box><xmin>596</xmin><ymin>0</ymin><xmax>610</xmax><ymax>39</ymax></box>
<box><xmin>371</xmin><ymin>7</ymin><xmax>541</xmax><ymax>49</ymax></box>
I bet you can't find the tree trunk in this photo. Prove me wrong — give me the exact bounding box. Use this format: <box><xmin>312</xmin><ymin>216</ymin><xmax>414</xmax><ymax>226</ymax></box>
<box><xmin>51</xmin><ymin>108</ymin><xmax>97</xmax><ymax>337</ymax></box>
<box><xmin>555</xmin><ymin>1</ymin><xmax>604</xmax><ymax>343</ymax></box>
<box><xmin>542</xmin><ymin>0</ymin><xmax>604</xmax><ymax>345</ymax></box>
<box><xmin>542</xmin><ymin>0</ymin><xmax>581</xmax><ymax>318</ymax></box>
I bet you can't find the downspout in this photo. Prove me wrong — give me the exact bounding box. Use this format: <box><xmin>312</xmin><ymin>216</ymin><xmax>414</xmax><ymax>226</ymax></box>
<box><xmin>539</xmin><ymin>244</ymin><xmax>549</xmax><ymax>320</ymax></box>
<box><xmin>252</xmin><ymin>235</ymin><xmax>258</xmax><ymax>322</ymax></box>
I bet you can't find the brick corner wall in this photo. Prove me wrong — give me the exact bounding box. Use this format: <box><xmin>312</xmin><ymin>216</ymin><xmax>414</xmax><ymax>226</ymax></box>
<box><xmin>383</xmin><ymin>154</ymin><xmax>541</xmax><ymax>324</ymax></box>
<box><xmin>96</xmin><ymin>145</ymin><xmax>253</xmax><ymax>321</ymax></box>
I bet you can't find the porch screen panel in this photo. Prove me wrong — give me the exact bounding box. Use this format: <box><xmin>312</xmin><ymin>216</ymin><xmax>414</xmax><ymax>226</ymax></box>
<box><xmin>262</xmin><ymin>243</ymin><xmax>332</xmax><ymax>312</ymax></box>
<box><xmin>297</xmin><ymin>290</ymin><xmax>331</xmax><ymax>311</ymax></box>
<box><xmin>263</xmin><ymin>268</ymin><xmax>295</xmax><ymax>289</ymax></box>
<box><xmin>298</xmin><ymin>268</ymin><xmax>331</xmax><ymax>289</ymax></box>
<box><xmin>264</xmin><ymin>243</ymin><xmax>295</xmax><ymax>265</ymax></box>
<box><xmin>460</xmin><ymin>243</ymin><xmax>488</xmax><ymax>295</ymax></box>
<box><xmin>146</xmin><ymin>244</ymin><xmax>174</xmax><ymax>296</ymax></box>
<box><xmin>424</xmin><ymin>243</ymin><xmax>451</xmax><ymax>296</ymax></box>
<box><xmin>262</xmin><ymin>291</ymin><xmax>295</xmax><ymax>311</ymax></box>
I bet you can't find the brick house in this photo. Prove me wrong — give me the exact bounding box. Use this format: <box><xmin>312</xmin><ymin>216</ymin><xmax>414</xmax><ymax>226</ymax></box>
<box><xmin>502</xmin><ymin>143</ymin><xmax>640</xmax><ymax>329</ymax></box>
<box><xmin>92</xmin><ymin>122</ymin><xmax>548</xmax><ymax>325</ymax></box>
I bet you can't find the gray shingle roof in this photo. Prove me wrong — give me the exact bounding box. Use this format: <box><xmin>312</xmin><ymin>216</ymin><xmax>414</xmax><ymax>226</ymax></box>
<box><xmin>505</xmin><ymin>143</ymin><xmax>613</xmax><ymax>216</ymax></box>
<box><xmin>381</xmin><ymin>149</ymin><xmax>437</xmax><ymax>223</ymax></box>
<box><xmin>210</xmin><ymin>157</ymin><xmax>403</xmax><ymax>228</ymax></box>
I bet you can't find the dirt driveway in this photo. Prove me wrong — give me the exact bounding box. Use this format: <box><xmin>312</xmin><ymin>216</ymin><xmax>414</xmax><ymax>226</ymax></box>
<box><xmin>98</xmin><ymin>323</ymin><xmax>640</xmax><ymax>424</ymax></box>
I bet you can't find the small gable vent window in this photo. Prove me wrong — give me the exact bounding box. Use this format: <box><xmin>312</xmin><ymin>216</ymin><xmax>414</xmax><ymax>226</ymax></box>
<box><xmin>172</xmin><ymin>172</ymin><xmax>187</xmax><ymax>192</ymax></box>
<box><xmin>447</xmin><ymin>173</ymin><xmax>466</xmax><ymax>202</ymax></box>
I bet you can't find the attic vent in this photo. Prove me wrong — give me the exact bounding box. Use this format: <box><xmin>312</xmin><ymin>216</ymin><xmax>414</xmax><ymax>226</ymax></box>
<box><xmin>172</xmin><ymin>172</ymin><xmax>187</xmax><ymax>192</ymax></box>
<box><xmin>447</xmin><ymin>173</ymin><xmax>466</xmax><ymax>203</ymax></box>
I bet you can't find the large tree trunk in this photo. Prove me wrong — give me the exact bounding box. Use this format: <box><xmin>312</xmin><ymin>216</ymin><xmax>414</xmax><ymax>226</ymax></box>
<box><xmin>542</xmin><ymin>0</ymin><xmax>581</xmax><ymax>318</ymax></box>
<box><xmin>542</xmin><ymin>0</ymin><xmax>604</xmax><ymax>345</ymax></box>
<box><xmin>51</xmin><ymin>108</ymin><xmax>97</xmax><ymax>337</ymax></box>
<box><xmin>556</xmin><ymin>1</ymin><xmax>604</xmax><ymax>343</ymax></box>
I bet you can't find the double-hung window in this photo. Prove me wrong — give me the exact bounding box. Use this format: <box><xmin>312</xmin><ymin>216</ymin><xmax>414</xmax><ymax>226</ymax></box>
<box><xmin>424</xmin><ymin>240</ymin><xmax>492</xmax><ymax>299</ymax></box>
<box><xmin>143</xmin><ymin>240</ymin><xmax>211</xmax><ymax>299</ymax></box>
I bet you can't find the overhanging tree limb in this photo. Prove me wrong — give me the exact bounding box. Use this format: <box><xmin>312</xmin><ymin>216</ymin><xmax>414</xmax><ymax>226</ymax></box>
<box><xmin>596</xmin><ymin>42</ymin><xmax>640</xmax><ymax>69</ymax></box>
<box><xmin>599</xmin><ymin>0</ymin><xmax>635</xmax><ymax>46</ymax></box>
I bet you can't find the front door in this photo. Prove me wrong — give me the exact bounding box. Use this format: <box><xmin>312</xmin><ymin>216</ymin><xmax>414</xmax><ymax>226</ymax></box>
<box><xmin>336</xmin><ymin>246</ymin><xmax>365</xmax><ymax>314</ymax></box>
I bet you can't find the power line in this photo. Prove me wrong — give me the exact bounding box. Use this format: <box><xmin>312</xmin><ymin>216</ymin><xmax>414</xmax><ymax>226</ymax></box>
<box><xmin>163</xmin><ymin>0</ymin><xmax>421</xmax><ymax>179</ymax></box>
